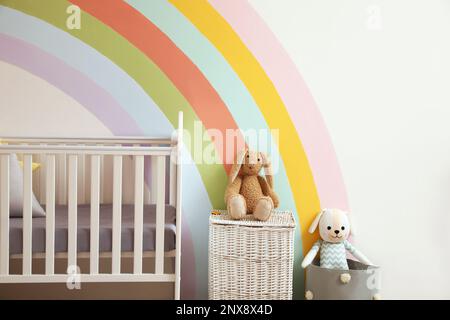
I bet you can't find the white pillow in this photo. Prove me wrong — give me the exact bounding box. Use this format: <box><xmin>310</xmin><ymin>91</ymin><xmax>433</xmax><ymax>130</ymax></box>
<box><xmin>0</xmin><ymin>154</ymin><xmax>46</xmax><ymax>217</ymax></box>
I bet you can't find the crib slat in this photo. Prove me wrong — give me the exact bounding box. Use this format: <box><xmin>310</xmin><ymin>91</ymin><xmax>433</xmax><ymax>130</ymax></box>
<box><xmin>133</xmin><ymin>155</ymin><xmax>144</xmax><ymax>274</ymax></box>
<box><xmin>68</xmin><ymin>155</ymin><xmax>78</xmax><ymax>270</ymax></box>
<box><xmin>143</xmin><ymin>183</ymin><xmax>151</xmax><ymax>205</ymax></box>
<box><xmin>90</xmin><ymin>155</ymin><xmax>100</xmax><ymax>274</ymax></box>
<box><xmin>0</xmin><ymin>155</ymin><xmax>10</xmax><ymax>274</ymax></box>
<box><xmin>77</xmin><ymin>147</ymin><xmax>86</xmax><ymax>205</ymax></box>
<box><xmin>45</xmin><ymin>155</ymin><xmax>56</xmax><ymax>275</ymax></box>
<box><xmin>155</xmin><ymin>156</ymin><xmax>166</xmax><ymax>274</ymax></box>
<box><xmin>22</xmin><ymin>155</ymin><xmax>33</xmax><ymax>275</ymax></box>
<box><xmin>174</xmin><ymin>110</ymin><xmax>183</xmax><ymax>300</ymax></box>
<box><xmin>33</xmin><ymin>154</ymin><xmax>40</xmax><ymax>204</ymax></box>
<box><xmin>112</xmin><ymin>155</ymin><xmax>122</xmax><ymax>274</ymax></box>
<box><xmin>169</xmin><ymin>154</ymin><xmax>176</xmax><ymax>206</ymax></box>
<box><xmin>100</xmin><ymin>153</ymin><xmax>105</xmax><ymax>204</ymax></box>
<box><xmin>150</xmin><ymin>156</ymin><xmax>158</xmax><ymax>204</ymax></box>
<box><xmin>38</xmin><ymin>148</ymin><xmax>46</xmax><ymax>204</ymax></box>
<box><xmin>57</xmin><ymin>154</ymin><xmax>67</xmax><ymax>205</ymax></box>
<box><xmin>85</xmin><ymin>155</ymin><xmax>92</xmax><ymax>204</ymax></box>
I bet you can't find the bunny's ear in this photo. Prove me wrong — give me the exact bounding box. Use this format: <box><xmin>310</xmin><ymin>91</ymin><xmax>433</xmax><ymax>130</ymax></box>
<box><xmin>308</xmin><ymin>210</ymin><xmax>324</xmax><ymax>234</ymax></box>
<box><xmin>259</xmin><ymin>152</ymin><xmax>272</xmax><ymax>173</ymax></box>
<box><xmin>260</xmin><ymin>152</ymin><xmax>270</xmax><ymax>166</ymax></box>
<box><xmin>228</xmin><ymin>149</ymin><xmax>247</xmax><ymax>184</ymax></box>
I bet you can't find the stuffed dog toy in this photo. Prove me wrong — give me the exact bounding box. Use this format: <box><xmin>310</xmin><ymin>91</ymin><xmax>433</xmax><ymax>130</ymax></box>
<box><xmin>301</xmin><ymin>208</ymin><xmax>372</xmax><ymax>270</ymax></box>
<box><xmin>224</xmin><ymin>150</ymin><xmax>279</xmax><ymax>221</ymax></box>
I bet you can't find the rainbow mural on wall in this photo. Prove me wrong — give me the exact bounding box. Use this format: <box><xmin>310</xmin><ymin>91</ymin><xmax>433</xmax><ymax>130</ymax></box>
<box><xmin>0</xmin><ymin>0</ymin><xmax>348</xmax><ymax>299</ymax></box>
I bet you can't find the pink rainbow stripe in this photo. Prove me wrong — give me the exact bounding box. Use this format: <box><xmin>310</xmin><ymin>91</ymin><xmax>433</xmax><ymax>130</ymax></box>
<box><xmin>209</xmin><ymin>0</ymin><xmax>349</xmax><ymax>210</ymax></box>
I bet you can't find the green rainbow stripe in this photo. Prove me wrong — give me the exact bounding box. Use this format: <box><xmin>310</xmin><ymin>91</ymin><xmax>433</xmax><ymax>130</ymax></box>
<box><xmin>2</xmin><ymin>0</ymin><xmax>227</xmax><ymax>209</ymax></box>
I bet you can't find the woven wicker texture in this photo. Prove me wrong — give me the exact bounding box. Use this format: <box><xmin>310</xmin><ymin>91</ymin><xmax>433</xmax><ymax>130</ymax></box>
<box><xmin>209</xmin><ymin>210</ymin><xmax>295</xmax><ymax>300</ymax></box>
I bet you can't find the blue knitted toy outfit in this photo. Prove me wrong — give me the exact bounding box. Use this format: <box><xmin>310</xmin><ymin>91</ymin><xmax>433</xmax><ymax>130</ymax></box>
<box><xmin>312</xmin><ymin>239</ymin><xmax>356</xmax><ymax>270</ymax></box>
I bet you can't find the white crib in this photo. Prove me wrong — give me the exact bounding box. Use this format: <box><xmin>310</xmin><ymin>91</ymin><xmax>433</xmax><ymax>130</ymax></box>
<box><xmin>0</xmin><ymin>112</ymin><xmax>183</xmax><ymax>299</ymax></box>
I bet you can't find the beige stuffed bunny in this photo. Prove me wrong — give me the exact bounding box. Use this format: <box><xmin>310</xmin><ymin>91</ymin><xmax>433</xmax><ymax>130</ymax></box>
<box><xmin>224</xmin><ymin>150</ymin><xmax>279</xmax><ymax>221</ymax></box>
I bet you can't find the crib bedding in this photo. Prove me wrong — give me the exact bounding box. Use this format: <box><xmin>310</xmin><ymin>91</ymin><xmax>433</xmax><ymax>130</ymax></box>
<box><xmin>9</xmin><ymin>204</ymin><xmax>176</xmax><ymax>255</ymax></box>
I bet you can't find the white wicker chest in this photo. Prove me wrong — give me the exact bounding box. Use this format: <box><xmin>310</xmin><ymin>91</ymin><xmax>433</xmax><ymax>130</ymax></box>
<box><xmin>208</xmin><ymin>210</ymin><xmax>296</xmax><ymax>300</ymax></box>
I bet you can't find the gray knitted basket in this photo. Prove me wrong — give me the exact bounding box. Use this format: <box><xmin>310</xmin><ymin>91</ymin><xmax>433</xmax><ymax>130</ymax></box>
<box><xmin>305</xmin><ymin>259</ymin><xmax>381</xmax><ymax>300</ymax></box>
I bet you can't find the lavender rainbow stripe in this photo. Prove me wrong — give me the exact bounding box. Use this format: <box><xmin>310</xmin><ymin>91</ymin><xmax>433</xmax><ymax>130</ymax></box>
<box><xmin>0</xmin><ymin>33</ymin><xmax>138</xmax><ymax>136</ymax></box>
<box><xmin>0</xmin><ymin>32</ymin><xmax>205</xmax><ymax>297</ymax></box>
<box><xmin>0</xmin><ymin>6</ymin><xmax>172</xmax><ymax>136</ymax></box>
<box><xmin>210</xmin><ymin>0</ymin><xmax>349</xmax><ymax>210</ymax></box>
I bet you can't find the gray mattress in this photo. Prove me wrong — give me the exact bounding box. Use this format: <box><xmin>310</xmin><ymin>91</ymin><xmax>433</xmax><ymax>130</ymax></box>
<box><xmin>9</xmin><ymin>204</ymin><xmax>176</xmax><ymax>254</ymax></box>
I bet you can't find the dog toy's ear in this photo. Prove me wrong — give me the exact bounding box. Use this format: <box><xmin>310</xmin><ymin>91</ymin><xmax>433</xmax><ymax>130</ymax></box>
<box><xmin>347</xmin><ymin>212</ymin><xmax>356</xmax><ymax>237</ymax></box>
<box><xmin>228</xmin><ymin>149</ymin><xmax>247</xmax><ymax>184</ymax></box>
<box><xmin>308</xmin><ymin>210</ymin><xmax>324</xmax><ymax>234</ymax></box>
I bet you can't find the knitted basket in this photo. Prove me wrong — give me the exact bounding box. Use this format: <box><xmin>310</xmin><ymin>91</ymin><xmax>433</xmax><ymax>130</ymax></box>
<box><xmin>305</xmin><ymin>259</ymin><xmax>381</xmax><ymax>300</ymax></box>
<box><xmin>208</xmin><ymin>210</ymin><xmax>295</xmax><ymax>300</ymax></box>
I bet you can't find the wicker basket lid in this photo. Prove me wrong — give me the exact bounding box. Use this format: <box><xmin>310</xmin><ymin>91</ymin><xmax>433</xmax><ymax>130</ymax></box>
<box><xmin>210</xmin><ymin>210</ymin><xmax>296</xmax><ymax>228</ymax></box>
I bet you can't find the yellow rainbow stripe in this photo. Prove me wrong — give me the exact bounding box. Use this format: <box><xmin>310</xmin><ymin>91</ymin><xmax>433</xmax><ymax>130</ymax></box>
<box><xmin>170</xmin><ymin>0</ymin><xmax>321</xmax><ymax>252</ymax></box>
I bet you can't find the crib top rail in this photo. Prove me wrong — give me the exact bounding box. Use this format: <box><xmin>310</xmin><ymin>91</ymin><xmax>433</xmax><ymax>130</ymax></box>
<box><xmin>0</xmin><ymin>136</ymin><xmax>176</xmax><ymax>146</ymax></box>
<box><xmin>0</xmin><ymin>144</ymin><xmax>172</xmax><ymax>156</ymax></box>
<box><xmin>0</xmin><ymin>136</ymin><xmax>178</xmax><ymax>156</ymax></box>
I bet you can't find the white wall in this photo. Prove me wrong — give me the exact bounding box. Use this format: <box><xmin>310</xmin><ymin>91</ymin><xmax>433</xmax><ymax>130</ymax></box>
<box><xmin>0</xmin><ymin>61</ymin><xmax>141</xmax><ymax>205</ymax></box>
<box><xmin>249</xmin><ymin>0</ymin><xmax>450</xmax><ymax>299</ymax></box>
<box><xmin>0</xmin><ymin>61</ymin><xmax>112</xmax><ymax>137</ymax></box>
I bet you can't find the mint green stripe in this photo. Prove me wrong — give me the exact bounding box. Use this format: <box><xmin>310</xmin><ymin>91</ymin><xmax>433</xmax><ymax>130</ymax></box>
<box><xmin>127</xmin><ymin>0</ymin><xmax>304</xmax><ymax>297</ymax></box>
